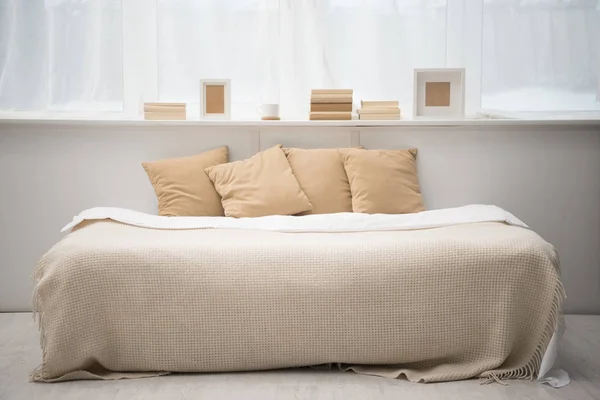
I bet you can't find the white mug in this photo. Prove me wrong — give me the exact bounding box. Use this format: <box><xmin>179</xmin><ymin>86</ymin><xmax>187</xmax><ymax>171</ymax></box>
<box><xmin>257</xmin><ymin>103</ymin><xmax>280</xmax><ymax>118</ymax></box>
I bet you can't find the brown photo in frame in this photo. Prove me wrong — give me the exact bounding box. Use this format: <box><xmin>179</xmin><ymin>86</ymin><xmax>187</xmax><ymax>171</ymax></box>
<box><xmin>425</xmin><ymin>82</ymin><xmax>451</xmax><ymax>107</ymax></box>
<box><xmin>200</xmin><ymin>79</ymin><xmax>231</xmax><ymax>119</ymax></box>
<box><xmin>413</xmin><ymin>68</ymin><xmax>465</xmax><ymax>118</ymax></box>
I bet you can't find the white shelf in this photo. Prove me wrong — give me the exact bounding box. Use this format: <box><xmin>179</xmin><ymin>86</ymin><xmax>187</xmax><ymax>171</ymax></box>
<box><xmin>1</xmin><ymin>117</ymin><xmax>599</xmax><ymax>128</ymax></box>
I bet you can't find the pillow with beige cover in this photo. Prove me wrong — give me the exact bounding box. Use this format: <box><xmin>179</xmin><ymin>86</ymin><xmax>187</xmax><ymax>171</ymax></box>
<box><xmin>142</xmin><ymin>146</ymin><xmax>228</xmax><ymax>216</ymax></box>
<box><xmin>343</xmin><ymin>148</ymin><xmax>425</xmax><ymax>214</ymax></box>
<box><xmin>283</xmin><ymin>147</ymin><xmax>360</xmax><ymax>215</ymax></box>
<box><xmin>205</xmin><ymin>145</ymin><xmax>312</xmax><ymax>218</ymax></box>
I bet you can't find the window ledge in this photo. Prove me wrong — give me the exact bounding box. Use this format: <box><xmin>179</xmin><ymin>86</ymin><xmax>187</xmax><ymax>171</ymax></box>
<box><xmin>1</xmin><ymin>109</ymin><xmax>600</xmax><ymax>128</ymax></box>
<box><xmin>1</xmin><ymin>116</ymin><xmax>599</xmax><ymax>128</ymax></box>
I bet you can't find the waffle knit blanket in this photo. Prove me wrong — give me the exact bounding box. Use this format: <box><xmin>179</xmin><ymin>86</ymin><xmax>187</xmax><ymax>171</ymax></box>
<box><xmin>31</xmin><ymin>206</ymin><xmax>563</xmax><ymax>383</ymax></box>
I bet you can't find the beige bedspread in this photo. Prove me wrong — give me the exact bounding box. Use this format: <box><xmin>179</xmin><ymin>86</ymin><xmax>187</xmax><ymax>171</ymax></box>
<box><xmin>31</xmin><ymin>220</ymin><xmax>563</xmax><ymax>383</ymax></box>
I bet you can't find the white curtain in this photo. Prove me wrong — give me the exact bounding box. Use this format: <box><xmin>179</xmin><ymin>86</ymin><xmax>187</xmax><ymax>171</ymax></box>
<box><xmin>481</xmin><ymin>0</ymin><xmax>600</xmax><ymax>111</ymax></box>
<box><xmin>0</xmin><ymin>0</ymin><xmax>598</xmax><ymax>115</ymax></box>
<box><xmin>157</xmin><ymin>0</ymin><xmax>447</xmax><ymax>119</ymax></box>
<box><xmin>0</xmin><ymin>0</ymin><xmax>123</xmax><ymax>111</ymax></box>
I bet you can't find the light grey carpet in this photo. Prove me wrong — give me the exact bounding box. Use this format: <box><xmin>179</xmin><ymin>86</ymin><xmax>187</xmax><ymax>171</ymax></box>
<box><xmin>1</xmin><ymin>314</ymin><xmax>598</xmax><ymax>400</ymax></box>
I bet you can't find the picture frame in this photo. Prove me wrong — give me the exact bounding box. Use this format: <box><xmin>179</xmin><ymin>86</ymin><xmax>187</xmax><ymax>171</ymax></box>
<box><xmin>199</xmin><ymin>79</ymin><xmax>231</xmax><ymax>120</ymax></box>
<box><xmin>413</xmin><ymin>68</ymin><xmax>465</xmax><ymax>119</ymax></box>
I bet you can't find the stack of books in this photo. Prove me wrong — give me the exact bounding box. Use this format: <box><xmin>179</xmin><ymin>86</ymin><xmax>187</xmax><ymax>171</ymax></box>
<box><xmin>144</xmin><ymin>103</ymin><xmax>186</xmax><ymax>120</ymax></box>
<box><xmin>309</xmin><ymin>89</ymin><xmax>353</xmax><ymax>120</ymax></box>
<box><xmin>357</xmin><ymin>101</ymin><xmax>401</xmax><ymax>120</ymax></box>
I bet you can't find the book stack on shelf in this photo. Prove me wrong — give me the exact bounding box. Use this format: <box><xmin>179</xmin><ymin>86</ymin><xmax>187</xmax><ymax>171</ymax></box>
<box><xmin>309</xmin><ymin>89</ymin><xmax>353</xmax><ymax>120</ymax></box>
<box><xmin>357</xmin><ymin>101</ymin><xmax>401</xmax><ymax>120</ymax></box>
<box><xmin>144</xmin><ymin>103</ymin><xmax>186</xmax><ymax>120</ymax></box>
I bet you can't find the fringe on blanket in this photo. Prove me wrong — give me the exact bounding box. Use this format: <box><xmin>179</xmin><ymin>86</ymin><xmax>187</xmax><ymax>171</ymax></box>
<box><xmin>479</xmin><ymin>278</ymin><xmax>566</xmax><ymax>385</ymax></box>
<box><xmin>30</xmin><ymin>257</ymin><xmax>48</xmax><ymax>382</ymax></box>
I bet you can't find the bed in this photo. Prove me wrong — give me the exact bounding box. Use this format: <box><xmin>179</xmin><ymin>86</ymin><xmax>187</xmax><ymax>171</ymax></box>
<box><xmin>31</xmin><ymin>205</ymin><xmax>564</xmax><ymax>383</ymax></box>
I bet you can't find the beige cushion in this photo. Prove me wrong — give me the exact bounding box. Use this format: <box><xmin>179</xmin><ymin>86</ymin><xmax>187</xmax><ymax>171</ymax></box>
<box><xmin>205</xmin><ymin>146</ymin><xmax>312</xmax><ymax>218</ymax></box>
<box><xmin>343</xmin><ymin>148</ymin><xmax>425</xmax><ymax>214</ymax></box>
<box><xmin>283</xmin><ymin>147</ymin><xmax>360</xmax><ymax>215</ymax></box>
<box><xmin>142</xmin><ymin>147</ymin><xmax>228</xmax><ymax>216</ymax></box>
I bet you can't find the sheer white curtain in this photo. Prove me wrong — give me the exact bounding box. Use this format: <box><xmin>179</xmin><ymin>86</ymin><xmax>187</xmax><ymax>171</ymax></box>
<box><xmin>481</xmin><ymin>0</ymin><xmax>600</xmax><ymax>111</ymax></box>
<box><xmin>157</xmin><ymin>0</ymin><xmax>447</xmax><ymax>118</ymax></box>
<box><xmin>0</xmin><ymin>0</ymin><xmax>123</xmax><ymax>112</ymax></box>
<box><xmin>0</xmin><ymin>0</ymin><xmax>598</xmax><ymax>116</ymax></box>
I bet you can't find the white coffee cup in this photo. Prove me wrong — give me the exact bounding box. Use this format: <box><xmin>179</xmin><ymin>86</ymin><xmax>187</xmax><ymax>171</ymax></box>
<box><xmin>257</xmin><ymin>104</ymin><xmax>279</xmax><ymax>118</ymax></box>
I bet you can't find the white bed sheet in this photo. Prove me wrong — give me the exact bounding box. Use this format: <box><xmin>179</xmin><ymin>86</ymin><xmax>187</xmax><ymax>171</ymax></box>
<box><xmin>62</xmin><ymin>204</ymin><xmax>528</xmax><ymax>233</ymax></box>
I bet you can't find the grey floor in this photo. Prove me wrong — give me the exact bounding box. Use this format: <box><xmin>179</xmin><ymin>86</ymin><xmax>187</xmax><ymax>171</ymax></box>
<box><xmin>0</xmin><ymin>314</ymin><xmax>598</xmax><ymax>400</ymax></box>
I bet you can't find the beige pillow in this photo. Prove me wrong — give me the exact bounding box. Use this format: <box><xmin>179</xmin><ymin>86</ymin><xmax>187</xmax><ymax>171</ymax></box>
<box><xmin>283</xmin><ymin>147</ymin><xmax>360</xmax><ymax>215</ymax></box>
<box><xmin>205</xmin><ymin>145</ymin><xmax>312</xmax><ymax>218</ymax></box>
<box><xmin>142</xmin><ymin>146</ymin><xmax>228</xmax><ymax>216</ymax></box>
<box><xmin>343</xmin><ymin>148</ymin><xmax>425</xmax><ymax>214</ymax></box>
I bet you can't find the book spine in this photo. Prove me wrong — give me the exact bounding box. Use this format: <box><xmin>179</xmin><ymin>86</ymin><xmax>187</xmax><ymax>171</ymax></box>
<box><xmin>309</xmin><ymin>116</ymin><xmax>352</xmax><ymax>120</ymax></box>
<box><xmin>310</xmin><ymin>103</ymin><xmax>353</xmax><ymax>112</ymax></box>
<box><xmin>360</xmin><ymin>101</ymin><xmax>399</xmax><ymax>108</ymax></box>
<box><xmin>144</xmin><ymin>112</ymin><xmax>186</xmax><ymax>120</ymax></box>
<box><xmin>144</xmin><ymin>105</ymin><xmax>186</xmax><ymax>113</ymax></box>
<box><xmin>311</xmin><ymin>89</ymin><xmax>353</xmax><ymax>95</ymax></box>
<box><xmin>309</xmin><ymin>113</ymin><xmax>352</xmax><ymax>120</ymax></box>
<box><xmin>310</xmin><ymin>98</ymin><xmax>353</xmax><ymax>104</ymax></box>
<box><xmin>359</xmin><ymin>114</ymin><xmax>400</xmax><ymax>120</ymax></box>
<box><xmin>311</xmin><ymin>94</ymin><xmax>353</xmax><ymax>98</ymax></box>
<box><xmin>357</xmin><ymin>109</ymin><xmax>401</xmax><ymax>115</ymax></box>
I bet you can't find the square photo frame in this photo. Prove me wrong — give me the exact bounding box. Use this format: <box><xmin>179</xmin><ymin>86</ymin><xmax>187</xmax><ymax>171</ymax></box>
<box><xmin>200</xmin><ymin>79</ymin><xmax>231</xmax><ymax>120</ymax></box>
<box><xmin>413</xmin><ymin>68</ymin><xmax>465</xmax><ymax>119</ymax></box>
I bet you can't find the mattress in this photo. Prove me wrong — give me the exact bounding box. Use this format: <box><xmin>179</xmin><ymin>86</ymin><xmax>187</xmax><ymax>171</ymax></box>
<box><xmin>31</xmin><ymin>205</ymin><xmax>564</xmax><ymax>383</ymax></box>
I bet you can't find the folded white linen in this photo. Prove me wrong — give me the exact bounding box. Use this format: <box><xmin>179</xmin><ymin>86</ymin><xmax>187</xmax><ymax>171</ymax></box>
<box><xmin>61</xmin><ymin>204</ymin><xmax>528</xmax><ymax>233</ymax></box>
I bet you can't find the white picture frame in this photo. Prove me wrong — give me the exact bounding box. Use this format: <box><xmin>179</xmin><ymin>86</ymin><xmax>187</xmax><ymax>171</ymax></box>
<box><xmin>413</xmin><ymin>68</ymin><xmax>465</xmax><ymax>119</ymax></box>
<box><xmin>199</xmin><ymin>79</ymin><xmax>231</xmax><ymax>120</ymax></box>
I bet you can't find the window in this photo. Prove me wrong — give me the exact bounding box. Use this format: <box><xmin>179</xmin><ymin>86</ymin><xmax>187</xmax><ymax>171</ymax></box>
<box><xmin>0</xmin><ymin>0</ymin><xmax>123</xmax><ymax>112</ymax></box>
<box><xmin>0</xmin><ymin>0</ymin><xmax>598</xmax><ymax>118</ymax></box>
<box><xmin>157</xmin><ymin>0</ymin><xmax>273</xmax><ymax>118</ymax></box>
<box><xmin>481</xmin><ymin>0</ymin><xmax>600</xmax><ymax>111</ymax></box>
<box><xmin>318</xmin><ymin>1</ymin><xmax>447</xmax><ymax>115</ymax></box>
<box><xmin>157</xmin><ymin>0</ymin><xmax>447</xmax><ymax>118</ymax></box>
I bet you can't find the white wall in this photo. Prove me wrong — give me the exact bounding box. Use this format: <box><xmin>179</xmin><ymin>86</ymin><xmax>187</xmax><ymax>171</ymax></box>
<box><xmin>0</xmin><ymin>121</ymin><xmax>599</xmax><ymax>314</ymax></box>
